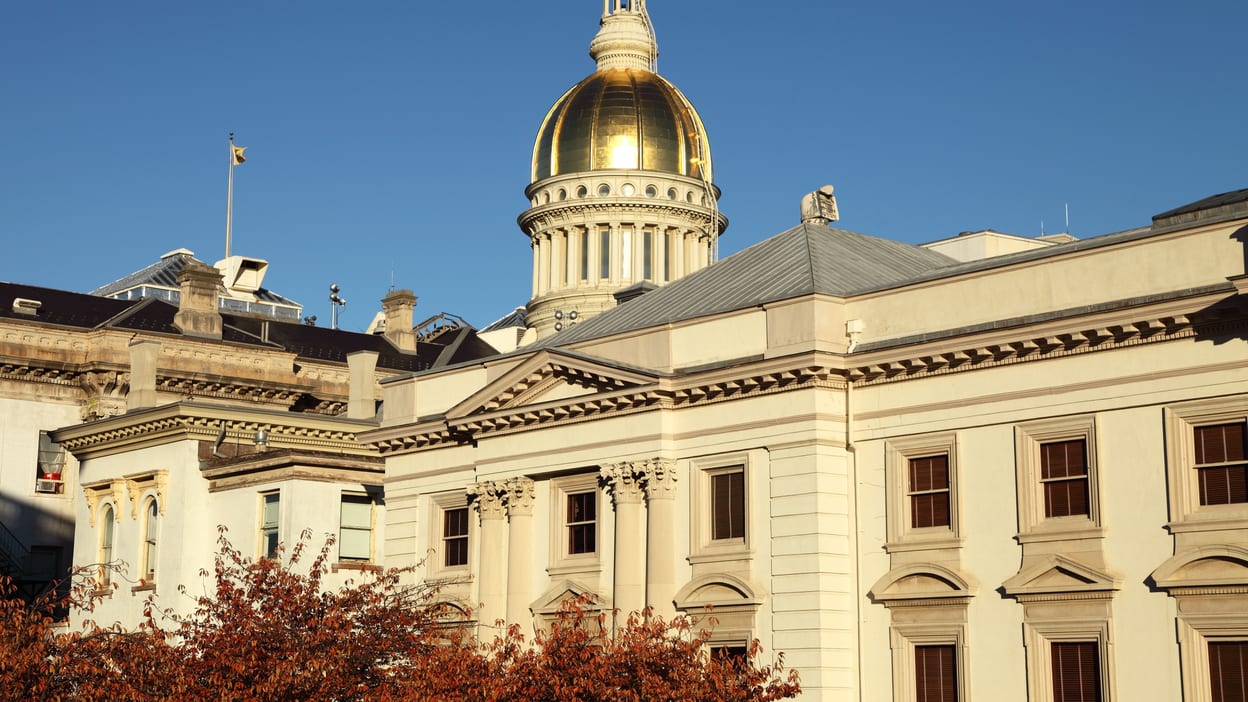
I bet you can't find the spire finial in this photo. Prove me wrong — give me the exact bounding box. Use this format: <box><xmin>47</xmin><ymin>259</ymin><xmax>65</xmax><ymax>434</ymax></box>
<box><xmin>590</xmin><ymin>0</ymin><xmax>657</xmax><ymax>71</ymax></box>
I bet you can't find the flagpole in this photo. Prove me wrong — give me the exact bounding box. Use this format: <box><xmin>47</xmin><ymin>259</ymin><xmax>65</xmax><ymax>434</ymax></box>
<box><xmin>225</xmin><ymin>132</ymin><xmax>236</xmax><ymax>259</ymax></box>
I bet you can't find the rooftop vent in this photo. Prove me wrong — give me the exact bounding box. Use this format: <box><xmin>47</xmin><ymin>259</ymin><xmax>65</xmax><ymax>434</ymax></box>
<box><xmin>12</xmin><ymin>298</ymin><xmax>41</xmax><ymax>316</ymax></box>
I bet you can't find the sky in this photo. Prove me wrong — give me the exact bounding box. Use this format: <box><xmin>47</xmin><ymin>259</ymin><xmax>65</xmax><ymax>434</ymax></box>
<box><xmin>2</xmin><ymin>0</ymin><xmax>1244</xmax><ymax>332</ymax></box>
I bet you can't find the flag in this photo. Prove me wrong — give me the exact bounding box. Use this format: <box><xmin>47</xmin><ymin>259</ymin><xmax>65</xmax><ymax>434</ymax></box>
<box><xmin>231</xmin><ymin>144</ymin><xmax>247</xmax><ymax>165</ymax></box>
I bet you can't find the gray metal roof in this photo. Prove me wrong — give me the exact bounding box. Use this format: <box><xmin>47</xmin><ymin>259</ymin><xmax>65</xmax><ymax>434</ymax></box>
<box><xmin>91</xmin><ymin>251</ymin><xmax>299</xmax><ymax>306</ymax></box>
<box><xmin>533</xmin><ymin>223</ymin><xmax>958</xmax><ymax>348</ymax></box>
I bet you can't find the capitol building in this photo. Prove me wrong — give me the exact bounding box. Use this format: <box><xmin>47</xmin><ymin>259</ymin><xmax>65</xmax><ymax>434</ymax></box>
<box><xmin>2</xmin><ymin>2</ymin><xmax>1246</xmax><ymax>700</ymax></box>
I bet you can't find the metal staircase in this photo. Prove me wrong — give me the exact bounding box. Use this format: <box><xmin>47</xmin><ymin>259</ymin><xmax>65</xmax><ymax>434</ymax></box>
<box><xmin>415</xmin><ymin>312</ymin><xmax>467</xmax><ymax>343</ymax></box>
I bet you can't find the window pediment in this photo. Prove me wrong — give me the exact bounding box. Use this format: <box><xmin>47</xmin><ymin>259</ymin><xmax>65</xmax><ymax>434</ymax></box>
<box><xmin>1152</xmin><ymin>545</ymin><xmax>1248</xmax><ymax>591</ymax></box>
<box><xmin>674</xmin><ymin>574</ymin><xmax>764</xmax><ymax>610</ymax></box>
<box><xmin>870</xmin><ymin>563</ymin><xmax>977</xmax><ymax>605</ymax></box>
<box><xmin>1002</xmin><ymin>554</ymin><xmax>1120</xmax><ymax>600</ymax></box>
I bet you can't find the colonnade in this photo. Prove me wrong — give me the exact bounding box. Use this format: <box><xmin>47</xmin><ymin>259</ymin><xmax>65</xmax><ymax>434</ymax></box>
<box><xmin>468</xmin><ymin>458</ymin><xmax>678</xmax><ymax>628</ymax></box>
<box><xmin>530</xmin><ymin>225</ymin><xmax>713</xmax><ymax>298</ymax></box>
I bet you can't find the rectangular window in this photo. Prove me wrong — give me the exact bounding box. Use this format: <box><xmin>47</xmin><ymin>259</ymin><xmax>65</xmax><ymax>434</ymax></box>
<box><xmin>1195</xmin><ymin>423</ymin><xmax>1248</xmax><ymax>506</ymax></box>
<box><xmin>915</xmin><ymin>645</ymin><xmax>958</xmax><ymax>702</ymax></box>
<box><xmin>643</xmin><ymin>230</ymin><xmax>653</xmax><ymax>280</ymax></box>
<box><xmin>443</xmin><ymin>507</ymin><xmax>469</xmax><ymax>568</ymax></box>
<box><xmin>663</xmin><ymin>232</ymin><xmax>672</xmax><ymax>281</ymax></box>
<box><xmin>621</xmin><ymin>227</ymin><xmax>633</xmax><ymax>280</ymax></box>
<box><xmin>711</xmin><ymin>468</ymin><xmax>746</xmax><ymax>541</ymax></box>
<box><xmin>36</xmin><ymin>431</ymin><xmax>66</xmax><ymax>493</ymax></box>
<box><xmin>579</xmin><ymin>230</ymin><xmax>589</xmax><ymax>282</ymax></box>
<box><xmin>1041</xmin><ymin>439</ymin><xmax>1091</xmax><ymax>518</ymax></box>
<box><xmin>1051</xmin><ymin>641</ymin><xmax>1102</xmax><ymax>702</ymax></box>
<box><xmin>908</xmin><ymin>455</ymin><xmax>951</xmax><ymax>529</ymax></box>
<box><xmin>599</xmin><ymin>227</ymin><xmax>611</xmax><ymax>280</ymax></box>
<box><xmin>260</xmin><ymin>492</ymin><xmax>280</xmax><ymax>558</ymax></box>
<box><xmin>1210</xmin><ymin>641</ymin><xmax>1248</xmax><ymax>702</ymax></box>
<box><xmin>567</xmin><ymin>491</ymin><xmax>596</xmax><ymax>555</ymax></box>
<box><xmin>339</xmin><ymin>494</ymin><xmax>373</xmax><ymax>562</ymax></box>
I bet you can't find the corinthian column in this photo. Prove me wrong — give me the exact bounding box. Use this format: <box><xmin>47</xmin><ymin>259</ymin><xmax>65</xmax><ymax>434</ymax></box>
<box><xmin>467</xmin><ymin>481</ymin><xmax>508</xmax><ymax>631</ymax></box>
<box><xmin>643</xmin><ymin>459</ymin><xmax>679</xmax><ymax>620</ymax></box>
<box><xmin>601</xmin><ymin>462</ymin><xmax>648</xmax><ymax>618</ymax></box>
<box><xmin>504</xmin><ymin>477</ymin><xmax>536</xmax><ymax>627</ymax></box>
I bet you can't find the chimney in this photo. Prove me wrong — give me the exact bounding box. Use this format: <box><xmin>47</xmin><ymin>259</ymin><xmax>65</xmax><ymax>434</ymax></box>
<box><xmin>346</xmin><ymin>350</ymin><xmax>379</xmax><ymax>420</ymax></box>
<box><xmin>127</xmin><ymin>339</ymin><xmax>161</xmax><ymax>410</ymax></box>
<box><xmin>173</xmin><ymin>261</ymin><xmax>224</xmax><ymax>339</ymax></box>
<box><xmin>381</xmin><ymin>289</ymin><xmax>417</xmax><ymax>351</ymax></box>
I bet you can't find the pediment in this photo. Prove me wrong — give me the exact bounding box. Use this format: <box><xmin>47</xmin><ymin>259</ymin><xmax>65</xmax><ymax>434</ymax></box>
<box><xmin>870</xmin><ymin>563</ymin><xmax>977</xmax><ymax>604</ymax></box>
<box><xmin>530</xmin><ymin>578</ymin><xmax>602</xmax><ymax>616</ymax></box>
<box><xmin>674</xmin><ymin>574</ymin><xmax>764</xmax><ymax>610</ymax></box>
<box><xmin>1152</xmin><ymin>545</ymin><xmax>1248</xmax><ymax>591</ymax></box>
<box><xmin>447</xmin><ymin>349</ymin><xmax>659</xmax><ymax>421</ymax></box>
<box><xmin>1002</xmin><ymin>554</ymin><xmax>1120</xmax><ymax>598</ymax></box>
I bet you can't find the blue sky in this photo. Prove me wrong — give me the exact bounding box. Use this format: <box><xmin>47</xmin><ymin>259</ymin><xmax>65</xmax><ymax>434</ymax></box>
<box><xmin>2</xmin><ymin>1</ymin><xmax>1244</xmax><ymax>331</ymax></box>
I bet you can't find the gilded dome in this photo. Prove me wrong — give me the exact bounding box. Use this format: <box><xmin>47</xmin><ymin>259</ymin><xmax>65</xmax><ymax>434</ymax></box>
<box><xmin>531</xmin><ymin>67</ymin><xmax>712</xmax><ymax>183</ymax></box>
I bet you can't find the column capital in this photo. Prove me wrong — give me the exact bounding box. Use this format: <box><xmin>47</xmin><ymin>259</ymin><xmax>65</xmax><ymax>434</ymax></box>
<box><xmin>467</xmin><ymin>480</ymin><xmax>508</xmax><ymax>521</ymax></box>
<box><xmin>600</xmin><ymin>462</ymin><xmax>646</xmax><ymax>505</ymax></box>
<box><xmin>503</xmin><ymin>477</ymin><xmax>536</xmax><ymax>516</ymax></box>
<box><xmin>640</xmin><ymin>458</ymin><xmax>678</xmax><ymax>500</ymax></box>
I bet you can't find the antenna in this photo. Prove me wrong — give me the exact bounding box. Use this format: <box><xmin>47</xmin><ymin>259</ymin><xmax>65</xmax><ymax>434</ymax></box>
<box><xmin>1065</xmin><ymin>203</ymin><xmax>1070</xmax><ymax>235</ymax></box>
<box><xmin>329</xmin><ymin>284</ymin><xmax>347</xmax><ymax>330</ymax></box>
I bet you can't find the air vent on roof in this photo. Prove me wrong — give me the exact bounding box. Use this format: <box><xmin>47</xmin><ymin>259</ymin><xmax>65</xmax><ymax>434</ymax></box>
<box><xmin>12</xmin><ymin>298</ymin><xmax>41</xmax><ymax>316</ymax></box>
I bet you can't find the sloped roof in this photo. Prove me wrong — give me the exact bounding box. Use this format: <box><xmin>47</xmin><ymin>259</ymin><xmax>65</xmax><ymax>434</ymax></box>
<box><xmin>534</xmin><ymin>223</ymin><xmax>958</xmax><ymax>347</ymax></box>
<box><xmin>0</xmin><ymin>280</ymin><xmax>492</xmax><ymax>373</ymax></box>
<box><xmin>91</xmin><ymin>251</ymin><xmax>298</xmax><ymax>306</ymax></box>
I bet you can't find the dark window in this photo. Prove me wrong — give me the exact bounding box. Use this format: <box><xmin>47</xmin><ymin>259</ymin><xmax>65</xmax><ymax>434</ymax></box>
<box><xmin>1041</xmin><ymin>439</ymin><xmax>1090</xmax><ymax>518</ymax></box>
<box><xmin>579</xmin><ymin>230</ymin><xmax>589</xmax><ymax>282</ymax></box>
<box><xmin>1195</xmin><ymin>423</ymin><xmax>1248</xmax><ymax>506</ymax></box>
<box><xmin>599</xmin><ymin>228</ymin><xmax>611</xmax><ymax>280</ymax></box>
<box><xmin>908</xmin><ymin>455</ymin><xmax>951</xmax><ymax>528</ymax></box>
<box><xmin>1051</xmin><ymin>641</ymin><xmax>1102</xmax><ymax>702</ymax></box>
<box><xmin>643</xmin><ymin>230</ymin><xmax>653</xmax><ymax>280</ymax></box>
<box><xmin>567</xmin><ymin>492</ymin><xmax>596</xmax><ymax>555</ymax></box>
<box><xmin>711</xmin><ymin>644</ymin><xmax>750</xmax><ymax>666</ymax></box>
<box><xmin>711</xmin><ymin>469</ymin><xmax>746</xmax><ymax>541</ymax></box>
<box><xmin>443</xmin><ymin>507</ymin><xmax>469</xmax><ymax>567</ymax></box>
<box><xmin>915</xmin><ymin>644</ymin><xmax>957</xmax><ymax>702</ymax></box>
<box><xmin>1210</xmin><ymin>641</ymin><xmax>1248</xmax><ymax>702</ymax></box>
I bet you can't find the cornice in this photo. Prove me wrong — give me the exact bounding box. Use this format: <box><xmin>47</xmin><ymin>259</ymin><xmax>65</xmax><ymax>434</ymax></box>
<box><xmin>519</xmin><ymin>201</ymin><xmax>724</xmax><ymax>234</ymax></box>
<box><xmin>54</xmin><ymin>402</ymin><xmax>378</xmax><ymax>459</ymax></box>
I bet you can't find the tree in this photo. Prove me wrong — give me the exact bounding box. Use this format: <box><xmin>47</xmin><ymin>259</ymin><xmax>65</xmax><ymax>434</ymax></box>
<box><xmin>1</xmin><ymin>531</ymin><xmax>800</xmax><ymax>701</ymax></box>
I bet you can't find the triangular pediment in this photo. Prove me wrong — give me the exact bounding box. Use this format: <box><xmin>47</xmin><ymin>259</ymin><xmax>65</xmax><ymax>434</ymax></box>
<box><xmin>1002</xmin><ymin>554</ymin><xmax>1120</xmax><ymax>598</ymax></box>
<box><xmin>447</xmin><ymin>349</ymin><xmax>660</xmax><ymax>421</ymax></box>
<box><xmin>530</xmin><ymin>578</ymin><xmax>602</xmax><ymax>616</ymax></box>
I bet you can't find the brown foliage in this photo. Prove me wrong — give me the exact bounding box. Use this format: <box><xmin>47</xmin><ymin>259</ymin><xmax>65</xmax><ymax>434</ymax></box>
<box><xmin>0</xmin><ymin>530</ymin><xmax>800</xmax><ymax>701</ymax></box>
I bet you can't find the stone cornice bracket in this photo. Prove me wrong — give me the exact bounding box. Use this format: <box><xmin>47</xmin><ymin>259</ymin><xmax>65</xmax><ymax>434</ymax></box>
<box><xmin>502</xmin><ymin>477</ymin><xmax>536</xmax><ymax>517</ymax></box>
<box><xmin>467</xmin><ymin>480</ymin><xmax>508</xmax><ymax>522</ymax></box>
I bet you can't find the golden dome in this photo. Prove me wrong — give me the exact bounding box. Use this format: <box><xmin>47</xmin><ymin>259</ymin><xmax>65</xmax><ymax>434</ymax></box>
<box><xmin>531</xmin><ymin>68</ymin><xmax>712</xmax><ymax>183</ymax></box>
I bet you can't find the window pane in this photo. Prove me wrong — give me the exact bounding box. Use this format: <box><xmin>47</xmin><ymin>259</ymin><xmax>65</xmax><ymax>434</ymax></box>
<box><xmin>567</xmin><ymin>492</ymin><xmax>596</xmax><ymax>555</ymax></box>
<box><xmin>712</xmin><ymin>470</ymin><xmax>746</xmax><ymax>540</ymax></box>
<box><xmin>1042</xmin><ymin>440</ymin><xmax>1087</xmax><ymax>480</ymax></box>
<box><xmin>911</xmin><ymin>493</ymin><xmax>951</xmax><ymax>529</ymax></box>
<box><xmin>1197</xmin><ymin>424</ymin><xmax>1247</xmax><ymax>464</ymax></box>
<box><xmin>1210</xmin><ymin>641</ymin><xmax>1248</xmax><ymax>702</ymax></box>
<box><xmin>1051</xmin><ymin>642</ymin><xmax>1102</xmax><ymax>702</ymax></box>
<box><xmin>1041</xmin><ymin>440</ymin><xmax>1090</xmax><ymax>517</ymax></box>
<box><xmin>443</xmin><ymin>507</ymin><xmax>469</xmax><ymax>567</ymax></box>
<box><xmin>340</xmin><ymin>496</ymin><xmax>372</xmax><ymax>528</ymax></box>
<box><xmin>339</xmin><ymin>529</ymin><xmax>371</xmax><ymax>560</ymax></box>
<box><xmin>909</xmin><ymin>455</ymin><xmax>949</xmax><ymax>492</ymax></box>
<box><xmin>444</xmin><ymin>507</ymin><xmax>468</xmax><ymax>538</ymax></box>
<box><xmin>915</xmin><ymin>645</ymin><xmax>957</xmax><ymax>702</ymax></box>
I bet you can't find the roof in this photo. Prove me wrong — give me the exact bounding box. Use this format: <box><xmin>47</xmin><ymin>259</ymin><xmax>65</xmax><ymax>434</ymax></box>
<box><xmin>90</xmin><ymin>251</ymin><xmax>298</xmax><ymax>306</ymax></box>
<box><xmin>532</xmin><ymin>223</ymin><xmax>958</xmax><ymax>347</ymax></box>
<box><xmin>1152</xmin><ymin>187</ymin><xmax>1248</xmax><ymax>227</ymax></box>
<box><xmin>0</xmin><ymin>280</ymin><xmax>493</xmax><ymax>373</ymax></box>
<box><xmin>482</xmin><ymin>307</ymin><xmax>527</xmax><ymax>332</ymax></box>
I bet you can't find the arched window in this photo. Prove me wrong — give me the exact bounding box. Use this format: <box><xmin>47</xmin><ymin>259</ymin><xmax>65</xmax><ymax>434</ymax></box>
<box><xmin>99</xmin><ymin>504</ymin><xmax>115</xmax><ymax>586</ymax></box>
<box><xmin>141</xmin><ymin>497</ymin><xmax>159</xmax><ymax>581</ymax></box>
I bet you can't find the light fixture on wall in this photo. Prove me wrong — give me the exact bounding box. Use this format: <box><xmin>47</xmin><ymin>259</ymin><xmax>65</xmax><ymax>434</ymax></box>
<box><xmin>254</xmin><ymin>428</ymin><xmax>270</xmax><ymax>448</ymax></box>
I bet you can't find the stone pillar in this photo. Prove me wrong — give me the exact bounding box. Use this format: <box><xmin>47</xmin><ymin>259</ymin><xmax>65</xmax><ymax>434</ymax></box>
<box><xmin>381</xmin><ymin>289</ymin><xmax>417</xmax><ymax>352</ymax></box>
<box><xmin>346</xmin><ymin>350</ymin><xmax>379</xmax><ymax>419</ymax></box>
<box><xmin>643</xmin><ymin>459</ymin><xmax>679</xmax><ymax>619</ymax></box>
<box><xmin>504</xmin><ymin>477</ymin><xmax>536</xmax><ymax>627</ymax></box>
<box><xmin>531</xmin><ymin>236</ymin><xmax>540</xmax><ymax>297</ymax></box>
<box><xmin>172</xmin><ymin>261</ymin><xmax>223</xmax><ymax>339</ymax></box>
<box><xmin>537</xmin><ymin>235</ymin><xmax>549</xmax><ymax>295</ymax></box>
<box><xmin>601</xmin><ymin>462</ymin><xmax>647</xmax><ymax>618</ymax></box>
<box><xmin>468</xmin><ymin>481</ymin><xmax>508</xmax><ymax>631</ymax></box>
<box><xmin>126</xmin><ymin>339</ymin><xmax>161</xmax><ymax>410</ymax></box>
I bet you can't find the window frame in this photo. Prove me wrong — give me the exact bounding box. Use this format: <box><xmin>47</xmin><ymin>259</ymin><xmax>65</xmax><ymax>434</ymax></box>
<box><xmin>1166</xmin><ymin>397</ymin><xmax>1248</xmax><ymax>532</ymax></box>
<box><xmin>890</xmin><ymin>622</ymin><xmax>970</xmax><ymax>702</ymax></box>
<box><xmin>1024</xmin><ymin>619</ymin><xmax>1115</xmax><ymax>702</ymax></box>
<box><xmin>1176</xmin><ymin>612</ymin><xmax>1248</xmax><ymax>702</ymax></box>
<box><xmin>429</xmin><ymin>491</ymin><xmax>473</xmax><ymax>578</ymax></box>
<box><xmin>885</xmin><ymin>433</ymin><xmax>961</xmax><ymax>552</ymax></box>
<box><xmin>258</xmin><ymin>490</ymin><xmax>281</xmax><ymax>559</ymax></box>
<box><xmin>548</xmin><ymin>473</ymin><xmax>602</xmax><ymax>575</ymax></box>
<box><xmin>338</xmin><ymin>492</ymin><xmax>375</xmax><ymax>563</ymax></box>
<box><xmin>1015</xmin><ymin>416</ymin><xmax>1103</xmax><ymax>542</ymax></box>
<box><xmin>690</xmin><ymin>453</ymin><xmax>754</xmax><ymax>563</ymax></box>
<box><xmin>97</xmin><ymin>501</ymin><xmax>117</xmax><ymax>588</ymax></box>
<box><xmin>140</xmin><ymin>496</ymin><xmax>159</xmax><ymax>582</ymax></box>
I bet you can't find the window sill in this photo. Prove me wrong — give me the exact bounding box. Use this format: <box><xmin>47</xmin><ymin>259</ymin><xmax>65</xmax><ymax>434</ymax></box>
<box><xmin>688</xmin><ymin>547</ymin><xmax>754</xmax><ymax>565</ymax></box>
<box><xmin>332</xmin><ymin>561</ymin><xmax>382</xmax><ymax>574</ymax></box>
<box><xmin>1167</xmin><ymin>512</ymin><xmax>1248</xmax><ymax>534</ymax></box>
<box><xmin>131</xmin><ymin>583</ymin><xmax>156</xmax><ymax>593</ymax></box>
<box><xmin>884</xmin><ymin>535</ymin><xmax>963</xmax><ymax>553</ymax></box>
<box><xmin>547</xmin><ymin>561</ymin><xmax>601</xmax><ymax>578</ymax></box>
<box><xmin>1016</xmin><ymin>523</ymin><xmax>1103</xmax><ymax>544</ymax></box>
